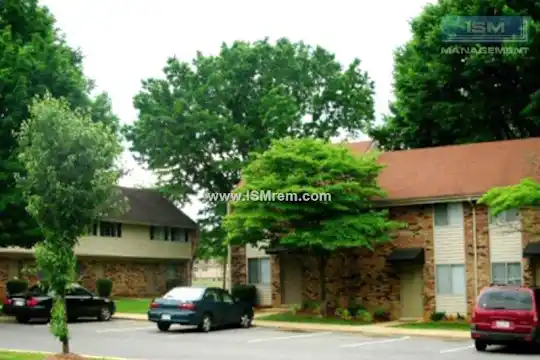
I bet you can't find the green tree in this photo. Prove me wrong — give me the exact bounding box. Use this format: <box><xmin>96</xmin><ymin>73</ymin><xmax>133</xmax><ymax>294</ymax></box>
<box><xmin>0</xmin><ymin>0</ymin><xmax>119</xmax><ymax>248</ymax></box>
<box><xmin>16</xmin><ymin>95</ymin><xmax>124</xmax><ymax>354</ymax></box>
<box><xmin>223</xmin><ymin>138</ymin><xmax>402</xmax><ymax>308</ymax></box>
<box><xmin>124</xmin><ymin>37</ymin><xmax>375</xmax><ymax>261</ymax></box>
<box><xmin>369</xmin><ymin>0</ymin><xmax>540</xmax><ymax>150</ymax></box>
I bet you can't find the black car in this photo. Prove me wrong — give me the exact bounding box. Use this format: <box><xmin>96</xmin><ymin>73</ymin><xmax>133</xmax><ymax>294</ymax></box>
<box><xmin>2</xmin><ymin>283</ymin><xmax>116</xmax><ymax>323</ymax></box>
<box><xmin>148</xmin><ymin>286</ymin><xmax>254</xmax><ymax>332</ymax></box>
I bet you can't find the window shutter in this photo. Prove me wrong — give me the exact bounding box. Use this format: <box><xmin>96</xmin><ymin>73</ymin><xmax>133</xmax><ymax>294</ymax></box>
<box><xmin>164</xmin><ymin>227</ymin><xmax>169</xmax><ymax>241</ymax></box>
<box><xmin>184</xmin><ymin>230</ymin><xmax>189</xmax><ymax>242</ymax></box>
<box><xmin>150</xmin><ymin>226</ymin><xmax>155</xmax><ymax>240</ymax></box>
<box><xmin>116</xmin><ymin>223</ymin><xmax>122</xmax><ymax>237</ymax></box>
<box><xmin>92</xmin><ymin>223</ymin><xmax>98</xmax><ymax>236</ymax></box>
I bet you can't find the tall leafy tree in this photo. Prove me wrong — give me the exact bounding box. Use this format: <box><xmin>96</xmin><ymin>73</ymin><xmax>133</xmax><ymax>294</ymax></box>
<box><xmin>0</xmin><ymin>0</ymin><xmax>119</xmax><ymax>248</ymax></box>
<box><xmin>124</xmin><ymin>38</ymin><xmax>375</xmax><ymax>260</ymax></box>
<box><xmin>369</xmin><ymin>0</ymin><xmax>540</xmax><ymax>150</ymax></box>
<box><xmin>16</xmin><ymin>95</ymin><xmax>124</xmax><ymax>355</ymax></box>
<box><xmin>224</xmin><ymin>138</ymin><xmax>403</xmax><ymax>307</ymax></box>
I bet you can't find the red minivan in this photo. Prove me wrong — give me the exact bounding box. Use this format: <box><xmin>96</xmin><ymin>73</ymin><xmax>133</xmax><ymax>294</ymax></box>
<box><xmin>471</xmin><ymin>284</ymin><xmax>540</xmax><ymax>351</ymax></box>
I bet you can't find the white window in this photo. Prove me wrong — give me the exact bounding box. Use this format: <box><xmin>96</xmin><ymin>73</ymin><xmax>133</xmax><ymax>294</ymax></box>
<box><xmin>490</xmin><ymin>209</ymin><xmax>519</xmax><ymax>223</ymax></box>
<box><xmin>492</xmin><ymin>262</ymin><xmax>522</xmax><ymax>285</ymax></box>
<box><xmin>150</xmin><ymin>226</ymin><xmax>189</xmax><ymax>242</ymax></box>
<box><xmin>436</xmin><ymin>264</ymin><xmax>465</xmax><ymax>295</ymax></box>
<box><xmin>95</xmin><ymin>221</ymin><xmax>122</xmax><ymax>237</ymax></box>
<box><xmin>434</xmin><ymin>203</ymin><xmax>462</xmax><ymax>227</ymax></box>
<box><xmin>248</xmin><ymin>258</ymin><xmax>270</xmax><ymax>284</ymax></box>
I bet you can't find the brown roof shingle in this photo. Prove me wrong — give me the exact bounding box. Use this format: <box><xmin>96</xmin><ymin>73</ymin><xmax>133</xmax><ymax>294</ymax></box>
<box><xmin>373</xmin><ymin>138</ymin><xmax>540</xmax><ymax>202</ymax></box>
<box><xmin>105</xmin><ymin>187</ymin><xmax>198</xmax><ymax>229</ymax></box>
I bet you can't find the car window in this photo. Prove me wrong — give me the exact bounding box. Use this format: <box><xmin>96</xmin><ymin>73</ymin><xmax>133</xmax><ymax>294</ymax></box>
<box><xmin>203</xmin><ymin>289</ymin><xmax>220</xmax><ymax>302</ymax></box>
<box><xmin>26</xmin><ymin>285</ymin><xmax>46</xmax><ymax>296</ymax></box>
<box><xmin>221</xmin><ymin>290</ymin><xmax>234</xmax><ymax>304</ymax></box>
<box><xmin>478</xmin><ymin>289</ymin><xmax>533</xmax><ymax>310</ymax></box>
<box><xmin>68</xmin><ymin>287</ymin><xmax>92</xmax><ymax>297</ymax></box>
<box><xmin>163</xmin><ymin>287</ymin><xmax>205</xmax><ymax>301</ymax></box>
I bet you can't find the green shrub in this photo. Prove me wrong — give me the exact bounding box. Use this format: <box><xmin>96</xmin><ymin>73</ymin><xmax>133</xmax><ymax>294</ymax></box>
<box><xmin>358</xmin><ymin>310</ymin><xmax>373</xmax><ymax>322</ymax></box>
<box><xmin>289</xmin><ymin>303</ymin><xmax>302</xmax><ymax>315</ymax></box>
<box><xmin>430</xmin><ymin>311</ymin><xmax>446</xmax><ymax>321</ymax></box>
<box><xmin>6</xmin><ymin>279</ymin><xmax>28</xmax><ymax>295</ymax></box>
<box><xmin>166</xmin><ymin>277</ymin><xmax>184</xmax><ymax>291</ymax></box>
<box><xmin>231</xmin><ymin>284</ymin><xmax>258</xmax><ymax>307</ymax></box>
<box><xmin>373</xmin><ymin>309</ymin><xmax>391</xmax><ymax>321</ymax></box>
<box><xmin>96</xmin><ymin>278</ymin><xmax>113</xmax><ymax>297</ymax></box>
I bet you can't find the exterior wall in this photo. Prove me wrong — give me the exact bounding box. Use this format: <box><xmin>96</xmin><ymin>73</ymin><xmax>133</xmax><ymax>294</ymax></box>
<box><xmin>296</xmin><ymin>205</ymin><xmax>435</xmax><ymax>319</ymax></box>
<box><xmin>521</xmin><ymin>207</ymin><xmax>540</xmax><ymax>287</ymax></box>
<box><xmin>464</xmin><ymin>203</ymin><xmax>490</xmax><ymax>317</ymax></box>
<box><xmin>231</xmin><ymin>245</ymin><xmax>247</xmax><ymax>286</ymax></box>
<box><xmin>433</xmin><ymin>203</ymin><xmax>467</xmax><ymax>314</ymax></box>
<box><xmin>245</xmin><ymin>244</ymin><xmax>272</xmax><ymax>306</ymax></box>
<box><xmin>228</xmin><ymin>202</ymin><xmax>540</xmax><ymax>318</ymax></box>
<box><xmin>0</xmin><ymin>256</ymin><xmax>190</xmax><ymax>298</ymax></box>
<box><xmin>0</xmin><ymin>224</ymin><xmax>193</xmax><ymax>260</ymax></box>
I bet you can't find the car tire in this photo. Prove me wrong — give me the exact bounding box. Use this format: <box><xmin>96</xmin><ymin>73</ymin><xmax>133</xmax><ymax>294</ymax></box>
<box><xmin>239</xmin><ymin>313</ymin><xmax>252</xmax><ymax>328</ymax></box>
<box><xmin>97</xmin><ymin>306</ymin><xmax>112</xmax><ymax>321</ymax></box>
<box><xmin>198</xmin><ymin>314</ymin><xmax>212</xmax><ymax>333</ymax></box>
<box><xmin>16</xmin><ymin>315</ymin><xmax>29</xmax><ymax>324</ymax></box>
<box><xmin>157</xmin><ymin>322</ymin><xmax>171</xmax><ymax>332</ymax></box>
<box><xmin>474</xmin><ymin>340</ymin><xmax>487</xmax><ymax>352</ymax></box>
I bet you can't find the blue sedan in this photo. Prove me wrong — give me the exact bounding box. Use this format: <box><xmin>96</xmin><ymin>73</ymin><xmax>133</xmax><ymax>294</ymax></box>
<box><xmin>147</xmin><ymin>286</ymin><xmax>254</xmax><ymax>332</ymax></box>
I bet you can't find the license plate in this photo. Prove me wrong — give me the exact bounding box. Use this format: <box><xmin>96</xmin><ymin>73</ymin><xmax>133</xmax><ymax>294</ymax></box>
<box><xmin>14</xmin><ymin>300</ymin><xmax>24</xmax><ymax>306</ymax></box>
<box><xmin>495</xmin><ymin>321</ymin><xmax>510</xmax><ymax>328</ymax></box>
<box><xmin>161</xmin><ymin>314</ymin><xmax>171</xmax><ymax>321</ymax></box>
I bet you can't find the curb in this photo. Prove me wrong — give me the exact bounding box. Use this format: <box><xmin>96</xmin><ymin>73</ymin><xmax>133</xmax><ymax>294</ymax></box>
<box><xmin>0</xmin><ymin>348</ymin><xmax>132</xmax><ymax>360</ymax></box>
<box><xmin>252</xmin><ymin>321</ymin><xmax>470</xmax><ymax>340</ymax></box>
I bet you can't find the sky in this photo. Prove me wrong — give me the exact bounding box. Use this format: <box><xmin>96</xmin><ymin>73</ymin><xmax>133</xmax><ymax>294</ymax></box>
<box><xmin>40</xmin><ymin>0</ymin><xmax>434</xmax><ymax>220</ymax></box>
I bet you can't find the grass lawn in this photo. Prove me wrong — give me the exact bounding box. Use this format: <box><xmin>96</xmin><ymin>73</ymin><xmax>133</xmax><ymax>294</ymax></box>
<box><xmin>114</xmin><ymin>297</ymin><xmax>152</xmax><ymax>314</ymax></box>
<box><xmin>393</xmin><ymin>321</ymin><xmax>471</xmax><ymax>331</ymax></box>
<box><xmin>0</xmin><ymin>350</ymin><xmax>113</xmax><ymax>359</ymax></box>
<box><xmin>256</xmin><ymin>312</ymin><xmax>370</xmax><ymax>326</ymax></box>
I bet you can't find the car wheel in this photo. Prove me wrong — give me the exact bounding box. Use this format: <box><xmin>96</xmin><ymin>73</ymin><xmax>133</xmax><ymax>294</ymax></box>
<box><xmin>16</xmin><ymin>315</ymin><xmax>29</xmax><ymax>324</ymax></box>
<box><xmin>97</xmin><ymin>306</ymin><xmax>112</xmax><ymax>321</ymax></box>
<box><xmin>474</xmin><ymin>340</ymin><xmax>487</xmax><ymax>352</ymax></box>
<box><xmin>239</xmin><ymin>313</ymin><xmax>252</xmax><ymax>328</ymax></box>
<box><xmin>198</xmin><ymin>314</ymin><xmax>212</xmax><ymax>333</ymax></box>
<box><xmin>157</xmin><ymin>322</ymin><xmax>171</xmax><ymax>332</ymax></box>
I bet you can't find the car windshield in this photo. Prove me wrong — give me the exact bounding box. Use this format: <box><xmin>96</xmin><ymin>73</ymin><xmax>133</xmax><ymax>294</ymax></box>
<box><xmin>478</xmin><ymin>290</ymin><xmax>533</xmax><ymax>310</ymax></box>
<box><xmin>163</xmin><ymin>287</ymin><xmax>205</xmax><ymax>301</ymax></box>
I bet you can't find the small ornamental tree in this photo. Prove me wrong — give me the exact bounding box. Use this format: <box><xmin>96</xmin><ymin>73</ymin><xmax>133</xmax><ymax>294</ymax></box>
<box><xmin>16</xmin><ymin>95</ymin><xmax>125</xmax><ymax>354</ymax></box>
<box><xmin>223</xmin><ymin>138</ymin><xmax>403</xmax><ymax>309</ymax></box>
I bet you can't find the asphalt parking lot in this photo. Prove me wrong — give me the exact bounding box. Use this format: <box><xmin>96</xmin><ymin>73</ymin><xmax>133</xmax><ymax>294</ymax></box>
<box><xmin>0</xmin><ymin>319</ymin><xmax>538</xmax><ymax>360</ymax></box>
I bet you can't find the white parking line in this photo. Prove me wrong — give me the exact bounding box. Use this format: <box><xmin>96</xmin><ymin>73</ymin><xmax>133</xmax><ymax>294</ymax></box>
<box><xmin>96</xmin><ymin>326</ymin><xmax>156</xmax><ymax>333</ymax></box>
<box><xmin>439</xmin><ymin>344</ymin><xmax>474</xmax><ymax>354</ymax></box>
<box><xmin>339</xmin><ymin>336</ymin><xmax>410</xmax><ymax>348</ymax></box>
<box><xmin>247</xmin><ymin>331</ymin><xmax>332</xmax><ymax>343</ymax></box>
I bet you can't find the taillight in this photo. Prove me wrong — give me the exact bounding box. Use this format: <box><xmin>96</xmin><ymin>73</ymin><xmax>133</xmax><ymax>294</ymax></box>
<box><xmin>179</xmin><ymin>303</ymin><xmax>196</xmax><ymax>310</ymax></box>
<box><xmin>533</xmin><ymin>312</ymin><xmax>538</xmax><ymax>324</ymax></box>
<box><xmin>26</xmin><ymin>298</ymin><xmax>38</xmax><ymax>307</ymax></box>
<box><xmin>150</xmin><ymin>302</ymin><xmax>160</xmax><ymax>309</ymax></box>
<box><xmin>3</xmin><ymin>298</ymin><xmax>11</xmax><ymax>305</ymax></box>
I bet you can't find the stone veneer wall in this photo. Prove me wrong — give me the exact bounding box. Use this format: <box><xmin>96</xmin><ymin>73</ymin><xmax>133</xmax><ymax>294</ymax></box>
<box><xmin>0</xmin><ymin>257</ymin><xmax>190</xmax><ymax>298</ymax></box>
<box><xmin>230</xmin><ymin>245</ymin><xmax>247</xmax><ymax>286</ymax></box>
<box><xmin>464</xmin><ymin>203</ymin><xmax>490</xmax><ymax>316</ymax></box>
<box><xmin>521</xmin><ymin>207</ymin><xmax>540</xmax><ymax>287</ymax></box>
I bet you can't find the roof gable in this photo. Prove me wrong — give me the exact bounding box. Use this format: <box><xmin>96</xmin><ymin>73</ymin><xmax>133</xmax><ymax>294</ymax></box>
<box><xmin>105</xmin><ymin>187</ymin><xmax>198</xmax><ymax>229</ymax></box>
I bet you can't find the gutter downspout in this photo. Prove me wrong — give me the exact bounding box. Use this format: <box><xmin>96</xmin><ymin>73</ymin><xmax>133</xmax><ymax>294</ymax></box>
<box><xmin>469</xmin><ymin>197</ymin><xmax>479</xmax><ymax>299</ymax></box>
<box><xmin>226</xmin><ymin>201</ymin><xmax>232</xmax><ymax>291</ymax></box>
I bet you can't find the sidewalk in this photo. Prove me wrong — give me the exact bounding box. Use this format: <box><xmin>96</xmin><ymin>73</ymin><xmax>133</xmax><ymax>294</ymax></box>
<box><xmin>112</xmin><ymin>312</ymin><xmax>469</xmax><ymax>340</ymax></box>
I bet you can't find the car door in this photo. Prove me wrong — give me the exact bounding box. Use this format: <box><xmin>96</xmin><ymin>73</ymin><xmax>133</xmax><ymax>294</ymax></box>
<box><xmin>202</xmin><ymin>288</ymin><xmax>224</xmax><ymax>325</ymax></box>
<box><xmin>219</xmin><ymin>289</ymin><xmax>243</xmax><ymax>325</ymax></box>
<box><xmin>66</xmin><ymin>286</ymin><xmax>93</xmax><ymax>318</ymax></box>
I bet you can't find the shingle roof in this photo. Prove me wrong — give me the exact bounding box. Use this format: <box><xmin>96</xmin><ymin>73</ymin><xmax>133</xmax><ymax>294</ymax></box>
<box><xmin>373</xmin><ymin>138</ymin><xmax>540</xmax><ymax>202</ymax></box>
<box><xmin>344</xmin><ymin>140</ymin><xmax>375</xmax><ymax>153</ymax></box>
<box><xmin>105</xmin><ymin>187</ymin><xmax>198</xmax><ymax>229</ymax></box>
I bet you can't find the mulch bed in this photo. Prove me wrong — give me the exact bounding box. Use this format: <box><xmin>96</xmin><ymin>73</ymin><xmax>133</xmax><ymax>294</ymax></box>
<box><xmin>45</xmin><ymin>353</ymin><xmax>90</xmax><ymax>360</ymax></box>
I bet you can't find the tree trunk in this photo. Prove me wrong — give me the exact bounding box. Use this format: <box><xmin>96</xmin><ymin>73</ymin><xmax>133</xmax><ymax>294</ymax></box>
<box><xmin>222</xmin><ymin>259</ymin><xmax>227</xmax><ymax>289</ymax></box>
<box><xmin>61</xmin><ymin>296</ymin><xmax>70</xmax><ymax>354</ymax></box>
<box><xmin>319</xmin><ymin>253</ymin><xmax>327</xmax><ymax>316</ymax></box>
